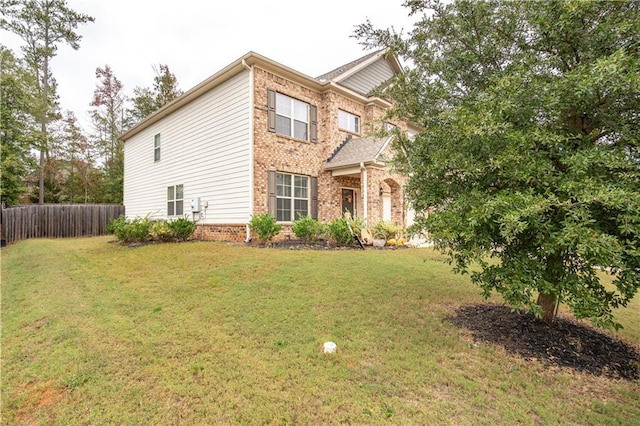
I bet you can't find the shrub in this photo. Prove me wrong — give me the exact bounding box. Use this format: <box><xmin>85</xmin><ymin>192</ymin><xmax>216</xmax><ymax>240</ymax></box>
<box><xmin>291</xmin><ymin>215</ymin><xmax>324</xmax><ymax>243</ymax></box>
<box><xmin>249</xmin><ymin>213</ymin><xmax>282</xmax><ymax>243</ymax></box>
<box><xmin>167</xmin><ymin>217</ymin><xmax>196</xmax><ymax>241</ymax></box>
<box><xmin>348</xmin><ymin>214</ymin><xmax>366</xmax><ymax>237</ymax></box>
<box><xmin>106</xmin><ymin>215</ymin><xmax>127</xmax><ymax>235</ymax></box>
<box><xmin>372</xmin><ymin>221</ymin><xmax>402</xmax><ymax>241</ymax></box>
<box><xmin>327</xmin><ymin>213</ymin><xmax>365</xmax><ymax>246</ymax></box>
<box><xmin>328</xmin><ymin>218</ymin><xmax>352</xmax><ymax>245</ymax></box>
<box><xmin>110</xmin><ymin>216</ymin><xmax>151</xmax><ymax>244</ymax></box>
<box><xmin>149</xmin><ymin>220</ymin><xmax>174</xmax><ymax>242</ymax></box>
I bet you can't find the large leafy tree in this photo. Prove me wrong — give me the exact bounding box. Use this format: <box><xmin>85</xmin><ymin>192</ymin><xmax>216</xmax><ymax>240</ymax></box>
<box><xmin>129</xmin><ymin>64</ymin><xmax>183</xmax><ymax>123</ymax></box>
<box><xmin>0</xmin><ymin>0</ymin><xmax>94</xmax><ymax>204</ymax></box>
<box><xmin>0</xmin><ymin>46</ymin><xmax>35</xmax><ymax>205</ymax></box>
<box><xmin>357</xmin><ymin>0</ymin><xmax>640</xmax><ymax>328</ymax></box>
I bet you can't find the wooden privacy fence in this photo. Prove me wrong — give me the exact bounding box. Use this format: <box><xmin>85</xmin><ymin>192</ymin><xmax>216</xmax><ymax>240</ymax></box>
<box><xmin>0</xmin><ymin>204</ymin><xmax>125</xmax><ymax>244</ymax></box>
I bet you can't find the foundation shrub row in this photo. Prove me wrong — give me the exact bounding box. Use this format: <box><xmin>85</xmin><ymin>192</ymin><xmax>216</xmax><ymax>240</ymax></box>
<box><xmin>107</xmin><ymin>216</ymin><xmax>196</xmax><ymax>244</ymax></box>
<box><xmin>251</xmin><ymin>213</ymin><xmax>403</xmax><ymax>247</ymax></box>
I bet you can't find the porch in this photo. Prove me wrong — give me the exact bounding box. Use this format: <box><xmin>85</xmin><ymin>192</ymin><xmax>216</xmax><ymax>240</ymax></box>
<box><xmin>324</xmin><ymin>135</ymin><xmax>405</xmax><ymax>227</ymax></box>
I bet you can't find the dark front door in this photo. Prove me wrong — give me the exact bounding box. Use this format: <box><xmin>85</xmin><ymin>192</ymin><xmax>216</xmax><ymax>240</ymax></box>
<box><xmin>342</xmin><ymin>189</ymin><xmax>354</xmax><ymax>216</ymax></box>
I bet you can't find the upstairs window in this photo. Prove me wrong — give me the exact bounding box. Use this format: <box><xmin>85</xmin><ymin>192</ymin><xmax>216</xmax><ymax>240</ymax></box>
<box><xmin>276</xmin><ymin>93</ymin><xmax>309</xmax><ymax>140</ymax></box>
<box><xmin>338</xmin><ymin>110</ymin><xmax>360</xmax><ymax>134</ymax></box>
<box><xmin>167</xmin><ymin>184</ymin><xmax>183</xmax><ymax>216</ymax></box>
<box><xmin>154</xmin><ymin>133</ymin><xmax>161</xmax><ymax>161</ymax></box>
<box><xmin>267</xmin><ymin>89</ymin><xmax>317</xmax><ymax>142</ymax></box>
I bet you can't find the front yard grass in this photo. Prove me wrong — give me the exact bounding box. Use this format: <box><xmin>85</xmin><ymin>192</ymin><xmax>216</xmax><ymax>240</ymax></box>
<box><xmin>1</xmin><ymin>237</ymin><xmax>638</xmax><ymax>424</ymax></box>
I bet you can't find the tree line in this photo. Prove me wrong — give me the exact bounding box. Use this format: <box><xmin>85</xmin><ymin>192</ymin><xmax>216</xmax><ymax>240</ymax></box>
<box><xmin>0</xmin><ymin>0</ymin><xmax>182</xmax><ymax>206</ymax></box>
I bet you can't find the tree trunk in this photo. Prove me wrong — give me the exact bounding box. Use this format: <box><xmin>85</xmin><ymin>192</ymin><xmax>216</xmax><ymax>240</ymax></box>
<box><xmin>39</xmin><ymin>25</ymin><xmax>50</xmax><ymax>205</ymax></box>
<box><xmin>38</xmin><ymin>135</ymin><xmax>45</xmax><ymax>204</ymax></box>
<box><xmin>537</xmin><ymin>292</ymin><xmax>557</xmax><ymax>324</ymax></box>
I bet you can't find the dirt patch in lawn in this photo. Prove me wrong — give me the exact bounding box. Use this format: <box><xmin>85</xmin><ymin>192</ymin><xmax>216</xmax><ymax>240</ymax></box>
<box><xmin>448</xmin><ymin>304</ymin><xmax>640</xmax><ymax>381</ymax></box>
<box><xmin>14</xmin><ymin>379</ymin><xmax>65</xmax><ymax>424</ymax></box>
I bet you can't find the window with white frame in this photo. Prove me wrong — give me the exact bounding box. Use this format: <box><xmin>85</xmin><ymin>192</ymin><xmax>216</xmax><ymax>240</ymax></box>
<box><xmin>154</xmin><ymin>133</ymin><xmax>161</xmax><ymax>161</ymax></box>
<box><xmin>276</xmin><ymin>93</ymin><xmax>309</xmax><ymax>140</ymax></box>
<box><xmin>167</xmin><ymin>184</ymin><xmax>183</xmax><ymax>216</ymax></box>
<box><xmin>276</xmin><ymin>172</ymin><xmax>309</xmax><ymax>221</ymax></box>
<box><xmin>338</xmin><ymin>110</ymin><xmax>360</xmax><ymax>134</ymax></box>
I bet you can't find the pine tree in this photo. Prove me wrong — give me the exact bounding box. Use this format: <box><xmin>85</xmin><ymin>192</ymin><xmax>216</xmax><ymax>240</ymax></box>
<box><xmin>1</xmin><ymin>0</ymin><xmax>94</xmax><ymax>203</ymax></box>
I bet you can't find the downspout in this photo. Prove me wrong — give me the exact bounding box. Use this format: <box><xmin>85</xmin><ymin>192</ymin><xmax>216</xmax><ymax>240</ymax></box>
<box><xmin>243</xmin><ymin>58</ymin><xmax>253</xmax><ymax>243</ymax></box>
<box><xmin>360</xmin><ymin>162</ymin><xmax>368</xmax><ymax>223</ymax></box>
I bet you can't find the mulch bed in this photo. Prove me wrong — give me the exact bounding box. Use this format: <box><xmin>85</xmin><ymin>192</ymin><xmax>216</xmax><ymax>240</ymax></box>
<box><xmin>247</xmin><ymin>238</ymin><xmax>409</xmax><ymax>250</ymax></box>
<box><xmin>448</xmin><ymin>304</ymin><xmax>640</xmax><ymax>380</ymax></box>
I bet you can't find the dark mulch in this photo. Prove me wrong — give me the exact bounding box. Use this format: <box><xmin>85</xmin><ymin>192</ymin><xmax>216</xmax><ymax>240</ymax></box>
<box><xmin>447</xmin><ymin>304</ymin><xmax>640</xmax><ymax>381</ymax></box>
<box><xmin>248</xmin><ymin>238</ymin><xmax>345</xmax><ymax>250</ymax></box>
<box><xmin>247</xmin><ymin>238</ymin><xmax>409</xmax><ymax>250</ymax></box>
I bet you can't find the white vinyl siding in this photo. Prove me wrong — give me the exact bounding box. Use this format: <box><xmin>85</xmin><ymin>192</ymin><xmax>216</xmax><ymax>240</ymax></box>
<box><xmin>341</xmin><ymin>57</ymin><xmax>395</xmax><ymax>96</ymax></box>
<box><xmin>124</xmin><ymin>70</ymin><xmax>252</xmax><ymax>223</ymax></box>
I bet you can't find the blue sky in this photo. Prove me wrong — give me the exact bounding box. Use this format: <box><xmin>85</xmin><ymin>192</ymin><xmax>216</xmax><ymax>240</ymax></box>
<box><xmin>2</xmin><ymin>0</ymin><xmax>417</xmax><ymax>129</ymax></box>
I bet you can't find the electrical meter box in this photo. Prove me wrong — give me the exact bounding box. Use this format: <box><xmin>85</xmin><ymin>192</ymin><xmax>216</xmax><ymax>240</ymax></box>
<box><xmin>191</xmin><ymin>197</ymin><xmax>201</xmax><ymax>213</ymax></box>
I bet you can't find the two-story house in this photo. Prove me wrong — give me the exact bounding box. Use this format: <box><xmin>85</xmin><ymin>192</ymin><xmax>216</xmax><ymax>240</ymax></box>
<box><xmin>120</xmin><ymin>50</ymin><xmax>418</xmax><ymax>242</ymax></box>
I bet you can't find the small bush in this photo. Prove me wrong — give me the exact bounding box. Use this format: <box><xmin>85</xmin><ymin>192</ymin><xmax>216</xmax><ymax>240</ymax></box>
<box><xmin>110</xmin><ymin>216</ymin><xmax>151</xmax><ymax>244</ymax></box>
<box><xmin>149</xmin><ymin>221</ymin><xmax>174</xmax><ymax>242</ymax></box>
<box><xmin>167</xmin><ymin>217</ymin><xmax>196</xmax><ymax>241</ymax></box>
<box><xmin>249</xmin><ymin>213</ymin><xmax>282</xmax><ymax>243</ymax></box>
<box><xmin>327</xmin><ymin>218</ymin><xmax>351</xmax><ymax>245</ymax></box>
<box><xmin>106</xmin><ymin>215</ymin><xmax>127</xmax><ymax>235</ymax></box>
<box><xmin>327</xmin><ymin>213</ymin><xmax>365</xmax><ymax>246</ymax></box>
<box><xmin>291</xmin><ymin>216</ymin><xmax>325</xmax><ymax>243</ymax></box>
<box><xmin>372</xmin><ymin>221</ymin><xmax>402</xmax><ymax>241</ymax></box>
<box><xmin>108</xmin><ymin>216</ymin><xmax>194</xmax><ymax>244</ymax></box>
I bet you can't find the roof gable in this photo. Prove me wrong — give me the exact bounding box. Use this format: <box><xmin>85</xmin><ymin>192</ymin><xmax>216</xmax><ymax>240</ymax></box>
<box><xmin>316</xmin><ymin>49</ymin><xmax>403</xmax><ymax>96</ymax></box>
<box><xmin>325</xmin><ymin>135</ymin><xmax>393</xmax><ymax>169</ymax></box>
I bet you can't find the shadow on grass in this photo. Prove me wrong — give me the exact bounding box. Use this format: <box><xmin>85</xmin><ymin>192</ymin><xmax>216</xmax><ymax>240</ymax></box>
<box><xmin>447</xmin><ymin>304</ymin><xmax>640</xmax><ymax>381</ymax></box>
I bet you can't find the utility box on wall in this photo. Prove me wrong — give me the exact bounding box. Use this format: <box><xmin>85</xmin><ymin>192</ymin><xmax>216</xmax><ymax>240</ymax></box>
<box><xmin>191</xmin><ymin>197</ymin><xmax>201</xmax><ymax>213</ymax></box>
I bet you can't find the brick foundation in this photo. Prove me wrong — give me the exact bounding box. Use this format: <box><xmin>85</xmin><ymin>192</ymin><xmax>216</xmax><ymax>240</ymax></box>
<box><xmin>194</xmin><ymin>224</ymin><xmax>247</xmax><ymax>242</ymax></box>
<box><xmin>194</xmin><ymin>223</ymin><xmax>297</xmax><ymax>243</ymax></box>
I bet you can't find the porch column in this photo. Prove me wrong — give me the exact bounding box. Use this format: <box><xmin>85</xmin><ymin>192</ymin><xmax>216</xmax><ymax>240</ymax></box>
<box><xmin>360</xmin><ymin>162</ymin><xmax>368</xmax><ymax>222</ymax></box>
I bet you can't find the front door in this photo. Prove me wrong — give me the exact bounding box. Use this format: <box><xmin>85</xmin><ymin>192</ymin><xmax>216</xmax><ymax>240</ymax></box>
<box><xmin>341</xmin><ymin>189</ymin><xmax>354</xmax><ymax>216</ymax></box>
<box><xmin>383</xmin><ymin>193</ymin><xmax>391</xmax><ymax>221</ymax></box>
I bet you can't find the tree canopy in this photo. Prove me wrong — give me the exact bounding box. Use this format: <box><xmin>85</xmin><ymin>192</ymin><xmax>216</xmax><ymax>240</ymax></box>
<box><xmin>1</xmin><ymin>0</ymin><xmax>94</xmax><ymax>203</ymax></box>
<box><xmin>357</xmin><ymin>0</ymin><xmax>640</xmax><ymax>328</ymax></box>
<box><xmin>129</xmin><ymin>64</ymin><xmax>183</xmax><ymax>123</ymax></box>
<box><xmin>0</xmin><ymin>47</ymin><xmax>35</xmax><ymax>205</ymax></box>
<box><xmin>90</xmin><ymin>65</ymin><xmax>127</xmax><ymax>204</ymax></box>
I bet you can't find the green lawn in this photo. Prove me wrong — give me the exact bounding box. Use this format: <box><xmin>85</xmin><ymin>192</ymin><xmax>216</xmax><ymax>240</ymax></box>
<box><xmin>1</xmin><ymin>237</ymin><xmax>638</xmax><ymax>425</ymax></box>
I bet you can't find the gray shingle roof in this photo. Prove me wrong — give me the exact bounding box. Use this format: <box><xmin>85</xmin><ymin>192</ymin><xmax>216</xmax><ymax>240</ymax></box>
<box><xmin>325</xmin><ymin>135</ymin><xmax>391</xmax><ymax>169</ymax></box>
<box><xmin>316</xmin><ymin>49</ymin><xmax>385</xmax><ymax>82</ymax></box>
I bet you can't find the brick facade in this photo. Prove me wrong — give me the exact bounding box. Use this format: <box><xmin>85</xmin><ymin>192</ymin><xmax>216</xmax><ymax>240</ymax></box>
<box><xmin>198</xmin><ymin>57</ymin><xmax>409</xmax><ymax>243</ymax></box>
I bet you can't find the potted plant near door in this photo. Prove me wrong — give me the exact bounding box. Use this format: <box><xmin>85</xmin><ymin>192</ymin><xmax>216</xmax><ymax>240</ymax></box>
<box><xmin>371</xmin><ymin>221</ymin><xmax>402</xmax><ymax>248</ymax></box>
